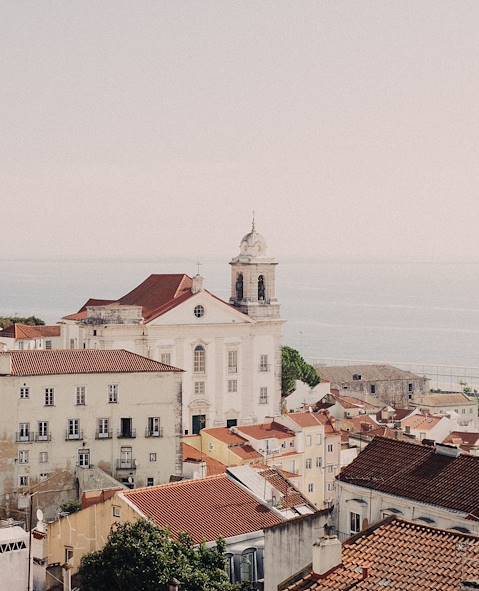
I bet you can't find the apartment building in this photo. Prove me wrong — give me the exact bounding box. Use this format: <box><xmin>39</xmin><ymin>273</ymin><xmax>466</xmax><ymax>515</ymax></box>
<box><xmin>0</xmin><ymin>324</ymin><xmax>62</xmax><ymax>351</ymax></box>
<box><xmin>0</xmin><ymin>349</ymin><xmax>183</xmax><ymax>515</ymax></box>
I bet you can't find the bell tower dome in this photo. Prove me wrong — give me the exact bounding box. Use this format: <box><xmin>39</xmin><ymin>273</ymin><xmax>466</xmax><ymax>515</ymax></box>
<box><xmin>229</xmin><ymin>218</ymin><xmax>280</xmax><ymax>319</ymax></box>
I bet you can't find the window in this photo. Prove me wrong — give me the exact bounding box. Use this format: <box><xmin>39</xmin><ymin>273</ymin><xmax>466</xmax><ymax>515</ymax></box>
<box><xmin>235</xmin><ymin>273</ymin><xmax>244</xmax><ymax>301</ymax></box>
<box><xmin>18</xmin><ymin>341</ymin><xmax>24</xmax><ymax>350</ymax></box>
<box><xmin>327</xmin><ymin>482</ymin><xmax>335</xmax><ymax>492</ymax></box>
<box><xmin>316</xmin><ymin>457</ymin><xmax>322</xmax><ymax>468</ymax></box>
<box><xmin>38</xmin><ymin>421</ymin><xmax>49</xmax><ymax>440</ymax></box>
<box><xmin>39</xmin><ymin>452</ymin><xmax>48</xmax><ymax>463</ymax></box>
<box><xmin>112</xmin><ymin>505</ymin><xmax>121</xmax><ymax>518</ymax></box>
<box><xmin>316</xmin><ymin>434</ymin><xmax>322</xmax><ymax>445</ymax></box>
<box><xmin>307</xmin><ymin>483</ymin><xmax>314</xmax><ymax>493</ymax></box>
<box><xmin>259</xmin><ymin>387</ymin><xmax>268</xmax><ymax>404</ymax></box>
<box><xmin>408</xmin><ymin>383</ymin><xmax>414</xmax><ymax>392</ymax></box>
<box><xmin>258</xmin><ymin>275</ymin><xmax>266</xmax><ymax>301</ymax></box>
<box><xmin>147</xmin><ymin>417</ymin><xmax>161</xmax><ymax>437</ymax></box>
<box><xmin>160</xmin><ymin>352</ymin><xmax>171</xmax><ymax>365</ymax></box>
<box><xmin>306</xmin><ymin>435</ymin><xmax>312</xmax><ymax>447</ymax></box>
<box><xmin>194</xmin><ymin>305</ymin><xmax>205</xmax><ymax>318</ymax></box>
<box><xmin>327</xmin><ymin>443</ymin><xmax>334</xmax><ymax>453</ymax></box>
<box><xmin>352</xmin><ymin>374</ymin><xmax>362</xmax><ymax>381</ymax></box>
<box><xmin>119</xmin><ymin>417</ymin><xmax>134</xmax><ymax>438</ymax></box>
<box><xmin>44</xmin><ymin>387</ymin><xmax>54</xmax><ymax>406</ymax></box>
<box><xmin>45</xmin><ymin>340</ymin><xmax>52</xmax><ymax>350</ymax></box>
<box><xmin>227</xmin><ymin>350</ymin><xmax>238</xmax><ymax>373</ymax></box>
<box><xmin>305</xmin><ymin>458</ymin><xmax>312</xmax><ymax>469</ymax></box>
<box><xmin>76</xmin><ymin>386</ymin><xmax>86</xmax><ymax>405</ymax></box>
<box><xmin>18</xmin><ymin>423</ymin><xmax>30</xmax><ymax>442</ymax></box>
<box><xmin>69</xmin><ymin>338</ymin><xmax>75</xmax><ymax>349</ymax></box>
<box><xmin>149</xmin><ymin>453</ymin><xmax>157</xmax><ymax>462</ymax></box>
<box><xmin>19</xmin><ymin>475</ymin><xmax>29</xmax><ymax>487</ymax></box>
<box><xmin>370</xmin><ymin>384</ymin><xmax>376</xmax><ymax>394</ymax></box>
<box><xmin>18</xmin><ymin>450</ymin><xmax>29</xmax><ymax>464</ymax></box>
<box><xmin>147</xmin><ymin>477</ymin><xmax>154</xmax><ymax>487</ymax></box>
<box><xmin>20</xmin><ymin>386</ymin><xmax>29</xmax><ymax>399</ymax></box>
<box><xmin>240</xmin><ymin>548</ymin><xmax>257</xmax><ymax>584</ymax></box>
<box><xmin>350</xmin><ymin>512</ymin><xmax>361</xmax><ymax>534</ymax></box>
<box><xmin>259</xmin><ymin>354</ymin><xmax>269</xmax><ymax>372</ymax></box>
<box><xmin>192</xmin><ymin>414</ymin><xmax>206</xmax><ymax>435</ymax></box>
<box><xmin>65</xmin><ymin>547</ymin><xmax>74</xmax><ymax>564</ymax></box>
<box><xmin>226</xmin><ymin>419</ymin><xmax>237</xmax><ymax>428</ymax></box>
<box><xmin>194</xmin><ymin>345</ymin><xmax>206</xmax><ymax>373</ymax></box>
<box><xmin>78</xmin><ymin>449</ymin><xmax>90</xmax><ymax>467</ymax></box>
<box><xmin>108</xmin><ymin>384</ymin><xmax>118</xmax><ymax>403</ymax></box>
<box><xmin>194</xmin><ymin>381</ymin><xmax>205</xmax><ymax>395</ymax></box>
<box><xmin>67</xmin><ymin>419</ymin><xmax>80</xmax><ymax>439</ymax></box>
<box><xmin>92</xmin><ymin>330</ymin><xmax>97</xmax><ymax>336</ymax></box>
<box><xmin>39</xmin><ymin>473</ymin><xmax>49</xmax><ymax>481</ymax></box>
<box><xmin>98</xmin><ymin>418</ymin><xmax>110</xmax><ymax>438</ymax></box>
<box><xmin>228</xmin><ymin>379</ymin><xmax>237</xmax><ymax>393</ymax></box>
<box><xmin>462</xmin><ymin>408</ymin><xmax>466</xmax><ymax>414</ymax></box>
<box><xmin>225</xmin><ymin>553</ymin><xmax>234</xmax><ymax>583</ymax></box>
<box><xmin>119</xmin><ymin>446</ymin><xmax>133</xmax><ymax>468</ymax></box>
<box><xmin>327</xmin><ymin>464</ymin><xmax>334</xmax><ymax>473</ymax></box>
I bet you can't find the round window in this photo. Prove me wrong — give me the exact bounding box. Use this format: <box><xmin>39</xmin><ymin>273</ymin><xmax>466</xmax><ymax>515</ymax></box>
<box><xmin>194</xmin><ymin>305</ymin><xmax>205</xmax><ymax>318</ymax></box>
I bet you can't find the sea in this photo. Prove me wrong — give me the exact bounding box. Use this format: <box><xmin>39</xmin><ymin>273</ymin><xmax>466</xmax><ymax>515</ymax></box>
<box><xmin>1</xmin><ymin>258</ymin><xmax>478</xmax><ymax>388</ymax></box>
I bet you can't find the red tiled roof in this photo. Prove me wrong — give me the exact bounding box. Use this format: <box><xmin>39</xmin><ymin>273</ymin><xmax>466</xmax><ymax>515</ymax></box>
<box><xmin>182</xmin><ymin>443</ymin><xmax>227</xmax><ymax>476</ymax></box>
<box><xmin>401</xmin><ymin>413</ymin><xmax>443</xmax><ymax>431</ymax></box>
<box><xmin>259</xmin><ymin>468</ymin><xmax>313</xmax><ymax>510</ymax></box>
<box><xmin>283</xmin><ymin>518</ymin><xmax>479</xmax><ymax>590</ymax></box>
<box><xmin>81</xmin><ymin>488</ymin><xmax>121</xmax><ymax>510</ymax></box>
<box><xmin>0</xmin><ymin>349</ymin><xmax>183</xmax><ymax>376</ymax></box>
<box><xmin>202</xmin><ymin>427</ymin><xmax>262</xmax><ymax>460</ymax></box>
<box><xmin>238</xmin><ymin>422</ymin><xmax>295</xmax><ymax>440</ymax></box>
<box><xmin>122</xmin><ymin>474</ymin><xmax>283</xmax><ymax>543</ymax></box>
<box><xmin>0</xmin><ymin>324</ymin><xmax>61</xmax><ymax>340</ymax></box>
<box><xmin>333</xmin><ymin>394</ymin><xmax>381</xmax><ymax>411</ymax></box>
<box><xmin>444</xmin><ymin>431</ymin><xmax>479</xmax><ymax>449</ymax></box>
<box><xmin>338</xmin><ymin>437</ymin><xmax>479</xmax><ymax>517</ymax></box>
<box><xmin>338</xmin><ymin>415</ymin><xmax>378</xmax><ymax>434</ymax></box>
<box><xmin>287</xmin><ymin>411</ymin><xmax>340</xmax><ymax>434</ymax></box>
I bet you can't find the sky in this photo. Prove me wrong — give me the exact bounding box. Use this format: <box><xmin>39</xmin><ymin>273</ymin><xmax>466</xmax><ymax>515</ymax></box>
<box><xmin>1</xmin><ymin>1</ymin><xmax>479</xmax><ymax>260</ymax></box>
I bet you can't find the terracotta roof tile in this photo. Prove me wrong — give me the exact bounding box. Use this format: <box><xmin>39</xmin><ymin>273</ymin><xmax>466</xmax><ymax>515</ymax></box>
<box><xmin>402</xmin><ymin>413</ymin><xmax>443</xmax><ymax>431</ymax></box>
<box><xmin>0</xmin><ymin>324</ymin><xmax>61</xmax><ymax>339</ymax></box>
<box><xmin>182</xmin><ymin>443</ymin><xmax>227</xmax><ymax>476</ymax></box>
<box><xmin>202</xmin><ymin>427</ymin><xmax>263</xmax><ymax>460</ymax></box>
<box><xmin>237</xmin><ymin>422</ymin><xmax>296</xmax><ymax>440</ymax></box>
<box><xmin>413</xmin><ymin>392</ymin><xmax>475</xmax><ymax>406</ymax></box>
<box><xmin>0</xmin><ymin>349</ymin><xmax>182</xmax><ymax>376</ymax></box>
<box><xmin>338</xmin><ymin>437</ymin><xmax>479</xmax><ymax>517</ymax></box>
<box><xmin>284</xmin><ymin>518</ymin><xmax>479</xmax><ymax>590</ymax></box>
<box><xmin>258</xmin><ymin>468</ymin><xmax>313</xmax><ymax>510</ymax></box>
<box><xmin>123</xmin><ymin>474</ymin><xmax>283</xmax><ymax>543</ymax></box>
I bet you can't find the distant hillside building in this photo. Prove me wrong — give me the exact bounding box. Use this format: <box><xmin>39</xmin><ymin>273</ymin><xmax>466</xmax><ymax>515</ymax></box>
<box><xmin>316</xmin><ymin>364</ymin><xmax>429</xmax><ymax>407</ymax></box>
<box><xmin>0</xmin><ymin>324</ymin><xmax>62</xmax><ymax>351</ymax></box>
<box><xmin>410</xmin><ymin>392</ymin><xmax>478</xmax><ymax>427</ymax></box>
<box><xmin>60</xmin><ymin>223</ymin><xmax>284</xmax><ymax>434</ymax></box>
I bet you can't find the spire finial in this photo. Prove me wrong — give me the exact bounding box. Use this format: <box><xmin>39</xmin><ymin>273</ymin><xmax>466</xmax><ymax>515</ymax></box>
<box><xmin>252</xmin><ymin>210</ymin><xmax>256</xmax><ymax>232</ymax></box>
<box><xmin>195</xmin><ymin>260</ymin><xmax>201</xmax><ymax>276</ymax></box>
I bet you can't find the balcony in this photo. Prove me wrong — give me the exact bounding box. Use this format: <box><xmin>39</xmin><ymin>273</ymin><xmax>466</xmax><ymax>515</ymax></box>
<box><xmin>16</xmin><ymin>432</ymin><xmax>34</xmax><ymax>443</ymax></box>
<box><xmin>35</xmin><ymin>433</ymin><xmax>51</xmax><ymax>442</ymax></box>
<box><xmin>117</xmin><ymin>428</ymin><xmax>136</xmax><ymax>439</ymax></box>
<box><xmin>145</xmin><ymin>427</ymin><xmax>164</xmax><ymax>438</ymax></box>
<box><xmin>65</xmin><ymin>430</ymin><xmax>83</xmax><ymax>441</ymax></box>
<box><xmin>95</xmin><ymin>430</ymin><xmax>113</xmax><ymax>439</ymax></box>
<box><xmin>116</xmin><ymin>458</ymin><xmax>136</xmax><ymax>470</ymax></box>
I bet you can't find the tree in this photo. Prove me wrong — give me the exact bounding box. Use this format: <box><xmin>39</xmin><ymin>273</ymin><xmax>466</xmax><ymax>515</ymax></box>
<box><xmin>79</xmin><ymin>519</ymin><xmax>240</xmax><ymax>591</ymax></box>
<box><xmin>281</xmin><ymin>345</ymin><xmax>320</xmax><ymax>396</ymax></box>
<box><xmin>0</xmin><ymin>316</ymin><xmax>45</xmax><ymax>329</ymax></box>
<box><xmin>59</xmin><ymin>500</ymin><xmax>81</xmax><ymax>514</ymax></box>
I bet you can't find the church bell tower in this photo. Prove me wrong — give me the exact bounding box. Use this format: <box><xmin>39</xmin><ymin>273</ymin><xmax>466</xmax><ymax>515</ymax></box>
<box><xmin>229</xmin><ymin>218</ymin><xmax>280</xmax><ymax>320</ymax></box>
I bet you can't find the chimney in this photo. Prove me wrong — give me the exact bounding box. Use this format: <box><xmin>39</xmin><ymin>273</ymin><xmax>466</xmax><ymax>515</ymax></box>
<box><xmin>312</xmin><ymin>535</ymin><xmax>342</xmax><ymax>576</ymax></box>
<box><xmin>191</xmin><ymin>274</ymin><xmax>204</xmax><ymax>294</ymax></box>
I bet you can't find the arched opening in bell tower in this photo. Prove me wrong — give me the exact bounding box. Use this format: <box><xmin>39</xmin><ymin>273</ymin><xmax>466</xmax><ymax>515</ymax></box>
<box><xmin>258</xmin><ymin>275</ymin><xmax>266</xmax><ymax>302</ymax></box>
<box><xmin>236</xmin><ymin>273</ymin><xmax>244</xmax><ymax>302</ymax></box>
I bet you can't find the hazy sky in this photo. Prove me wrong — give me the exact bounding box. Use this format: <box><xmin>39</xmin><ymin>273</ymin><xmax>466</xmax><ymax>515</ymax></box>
<box><xmin>1</xmin><ymin>1</ymin><xmax>478</xmax><ymax>260</ymax></box>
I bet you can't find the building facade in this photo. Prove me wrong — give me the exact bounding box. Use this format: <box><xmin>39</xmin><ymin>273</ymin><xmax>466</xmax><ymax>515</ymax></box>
<box><xmin>60</xmin><ymin>224</ymin><xmax>284</xmax><ymax>435</ymax></box>
<box><xmin>0</xmin><ymin>349</ymin><xmax>183</xmax><ymax>516</ymax></box>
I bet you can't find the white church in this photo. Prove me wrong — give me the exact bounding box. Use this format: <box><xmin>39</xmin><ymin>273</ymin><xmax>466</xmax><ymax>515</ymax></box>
<box><xmin>60</xmin><ymin>223</ymin><xmax>284</xmax><ymax>434</ymax></box>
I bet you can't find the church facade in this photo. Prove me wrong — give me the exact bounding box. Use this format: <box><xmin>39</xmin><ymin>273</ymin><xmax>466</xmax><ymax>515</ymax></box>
<box><xmin>61</xmin><ymin>224</ymin><xmax>284</xmax><ymax>434</ymax></box>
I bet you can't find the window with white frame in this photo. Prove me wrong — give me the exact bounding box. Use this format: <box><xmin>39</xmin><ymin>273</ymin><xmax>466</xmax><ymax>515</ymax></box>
<box><xmin>228</xmin><ymin>379</ymin><xmax>237</xmax><ymax>393</ymax></box>
<box><xmin>240</xmin><ymin>548</ymin><xmax>257</xmax><ymax>584</ymax></box>
<box><xmin>327</xmin><ymin>482</ymin><xmax>335</xmax><ymax>492</ymax></box>
<box><xmin>194</xmin><ymin>305</ymin><xmax>205</xmax><ymax>318</ymax></box>
<box><xmin>194</xmin><ymin>345</ymin><xmax>206</xmax><ymax>373</ymax></box>
<box><xmin>225</xmin><ymin>553</ymin><xmax>234</xmax><ymax>583</ymax></box>
<box><xmin>259</xmin><ymin>387</ymin><xmax>268</xmax><ymax>404</ymax></box>
<box><xmin>76</xmin><ymin>386</ymin><xmax>86</xmax><ymax>405</ymax></box>
<box><xmin>307</xmin><ymin>483</ymin><xmax>314</xmax><ymax>493</ymax></box>
<box><xmin>327</xmin><ymin>464</ymin><xmax>334</xmax><ymax>473</ymax></box>
<box><xmin>112</xmin><ymin>505</ymin><xmax>121</xmax><ymax>518</ymax></box>
<box><xmin>160</xmin><ymin>352</ymin><xmax>171</xmax><ymax>365</ymax></box>
<box><xmin>147</xmin><ymin>477</ymin><xmax>154</xmax><ymax>487</ymax></box>
<box><xmin>39</xmin><ymin>473</ymin><xmax>49</xmax><ymax>481</ymax></box>
<box><xmin>227</xmin><ymin>350</ymin><xmax>238</xmax><ymax>374</ymax></box>
<box><xmin>18</xmin><ymin>423</ymin><xmax>30</xmax><ymax>441</ymax></box>
<box><xmin>305</xmin><ymin>458</ymin><xmax>312</xmax><ymax>469</ymax></box>
<box><xmin>316</xmin><ymin>457</ymin><xmax>322</xmax><ymax>468</ymax></box>
<box><xmin>316</xmin><ymin>434</ymin><xmax>322</xmax><ymax>445</ymax></box>
<box><xmin>147</xmin><ymin>417</ymin><xmax>161</xmax><ymax>437</ymax></box>
<box><xmin>259</xmin><ymin>354</ymin><xmax>269</xmax><ymax>372</ymax></box>
<box><xmin>149</xmin><ymin>453</ymin><xmax>157</xmax><ymax>462</ymax></box>
<box><xmin>350</xmin><ymin>511</ymin><xmax>361</xmax><ymax>534</ymax></box>
<box><xmin>194</xmin><ymin>381</ymin><xmax>205</xmax><ymax>395</ymax></box>
<box><xmin>78</xmin><ymin>449</ymin><xmax>90</xmax><ymax>467</ymax></box>
<box><xmin>18</xmin><ymin>450</ymin><xmax>29</xmax><ymax>464</ymax></box>
<box><xmin>68</xmin><ymin>419</ymin><xmax>80</xmax><ymax>439</ymax></box>
<box><xmin>19</xmin><ymin>475</ymin><xmax>29</xmax><ymax>487</ymax></box>
<box><xmin>327</xmin><ymin>443</ymin><xmax>334</xmax><ymax>453</ymax></box>
<box><xmin>98</xmin><ymin>418</ymin><xmax>110</xmax><ymax>438</ymax></box>
<box><xmin>38</xmin><ymin>421</ymin><xmax>49</xmax><ymax>440</ymax></box>
<box><xmin>45</xmin><ymin>340</ymin><xmax>52</xmax><ymax>350</ymax></box>
<box><xmin>306</xmin><ymin>434</ymin><xmax>312</xmax><ymax>447</ymax></box>
<box><xmin>39</xmin><ymin>451</ymin><xmax>48</xmax><ymax>463</ymax></box>
<box><xmin>44</xmin><ymin>387</ymin><xmax>54</xmax><ymax>406</ymax></box>
<box><xmin>108</xmin><ymin>384</ymin><xmax>118</xmax><ymax>403</ymax></box>
<box><xmin>69</xmin><ymin>338</ymin><xmax>75</xmax><ymax>349</ymax></box>
<box><xmin>19</xmin><ymin>386</ymin><xmax>29</xmax><ymax>399</ymax></box>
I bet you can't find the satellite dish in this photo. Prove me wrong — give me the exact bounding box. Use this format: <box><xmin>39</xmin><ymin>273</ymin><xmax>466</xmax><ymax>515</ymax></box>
<box><xmin>127</xmin><ymin>476</ymin><xmax>133</xmax><ymax>484</ymax></box>
<box><xmin>36</xmin><ymin>509</ymin><xmax>44</xmax><ymax>522</ymax></box>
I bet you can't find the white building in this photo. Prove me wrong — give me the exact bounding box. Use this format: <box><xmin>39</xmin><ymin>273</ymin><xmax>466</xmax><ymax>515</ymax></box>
<box><xmin>0</xmin><ymin>349</ymin><xmax>183</xmax><ymax>516</ymax></box>
<box><xmin>336</xmin><ymin>437</ymin><xmax>479</xmax><ymax>539</ymax></box>
<box><xmin>0</xmin><ymin>525</ymin><xmax>30</xmax><ymax>591</ymax></box>
<box><xmin>0</xmin><ymin>324</ymin><xmax>62</xmax><ymax>352</ymax></box>
<box><xmin>60</xmin><ymin>223</ymin><xmax>284</xmax><ymax>434</ymax></box>
<box><xmin>410</xmin><ymin>392</ymin><xmax>478</xmax><ymax>428</ymax></box>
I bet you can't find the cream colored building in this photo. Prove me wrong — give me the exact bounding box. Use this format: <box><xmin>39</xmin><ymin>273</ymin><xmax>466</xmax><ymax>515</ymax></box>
<box><xmin>0</xmin><ymin>349</ymin><xmax>183</xmax><ymax>516</ymax></box>
<box><xmin>0</xmin><ymin>324</ymin><xmax>62</xmax><ymax>351</ymax></box>
<box><xmin>59</xmin><ymin>223</ymin><xmax>284</xmax><ymax>435</ymax></box>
